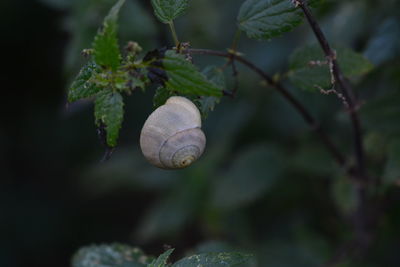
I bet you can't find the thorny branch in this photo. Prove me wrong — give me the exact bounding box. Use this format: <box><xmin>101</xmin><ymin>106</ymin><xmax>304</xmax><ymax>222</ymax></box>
<box><xmin>296</xmin><ymin>0</ymin><xmax>373</xmax><ymax>264</ymax></box>
<box><xmin>187</xmin><ymin>48</ymin><xmax>348</xmax><ymax>172</ymax></box>
<box><xmin>296</xmin><ymin>0</ymin><xmax>367</xmax><ymax>182</ymax></box>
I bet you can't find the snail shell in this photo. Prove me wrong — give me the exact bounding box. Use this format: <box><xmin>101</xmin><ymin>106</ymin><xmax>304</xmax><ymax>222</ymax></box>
<box><xmin>140</xmin><ymin>96</ymin><xmax>206</xmax><ymax>169</ymax></box>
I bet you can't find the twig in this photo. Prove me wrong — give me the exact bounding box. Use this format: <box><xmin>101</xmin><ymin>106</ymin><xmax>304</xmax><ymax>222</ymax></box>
<box><xmin>188</xmin><ymin>48</ymin><xmax>347</xmax><ymax>169</ymax></box>
<box><xmin>168</xmin><ymin>21</ymin><xmax>179</xmax><ymax>47</ymax></box>
<box><xmin>297</xmin><ymin>0</ymin><xmax>367</xmax><ymax>182</ymax></box>
<box><xmin>230</xmin><ymin>56</ymin><xmax>239</xmax><ymax>96</ymax></box>
<box><xmin>296</xmin><ymin>0</ymin><xmax>371</xmax><ymax>263</ymax></box>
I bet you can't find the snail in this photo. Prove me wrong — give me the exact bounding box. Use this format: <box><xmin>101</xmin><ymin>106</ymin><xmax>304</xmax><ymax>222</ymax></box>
<box><xmin>140</xmin><ymin>96</ymin><xmax>206</xmax><ymax>169</ymax></box>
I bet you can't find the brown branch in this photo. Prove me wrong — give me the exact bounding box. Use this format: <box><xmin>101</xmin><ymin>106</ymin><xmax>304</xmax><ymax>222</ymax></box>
<box><xmin>297</xmin><ymin>0</ymin><xmax>367</xmax><ymax>182</ymax></box>
<box><xmin>296</xmin><ymin>0</ymin><xmax>372</xmax><ymax>264</ymax></box>
<box><xmin>188</xmin><ymin>48</ymin><xmax>347</xmax><ymax>169</ymax></box>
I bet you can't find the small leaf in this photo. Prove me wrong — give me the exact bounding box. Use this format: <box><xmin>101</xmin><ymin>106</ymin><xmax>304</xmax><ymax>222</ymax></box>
<box><xmin>202</xmin><ymin>66</ymin><xmax>226</xmax><ymax>89</ymax></box>
<box><xmin>148</xmin><ymin>249</ymin><xmax>174</xmax><ymax>267</ymax></box>
<box><xmin>68</xmin><ymin>62</ymin><xmax>102</xmax><ymax>102</ymax></box>
<box><xmin>288</xmin><ymin>44</ymin><xmax>374</xmax><ymax>91</ymax></box>
<box><xmin>92</xmin><ymin>0</ymin><xmax>126</xmax><ymax>70</ymax></box>
<box><xmin>238</xmin><ymin>0</ymin><xmax>322</xmax><ymax>40</ymax></box>
<box><xmin>151</xmin><ymin>0</ymin><xmax>189</xmax><ymax>23</ymax></box>
<box><xmin>153</xmin><ymin>87</ymin><xmax>175</xmax><ymax>108</ymax></box>
<box><xmin>172</xmin><ymin>252</ymin><xmax>252</xmax><ymax>267</ymax></box>
<box><xmin>195</xmin><ymin>96</ymin><xmax>220</xmax><ymax>119</ymax></box>
<box><xmin>338</xmin><ymin>47</ymin><xmax>374</xmax><ymax>77</ymax></box>
<box><xmin>289</xmin><ymin>66</ymin><xmax>331</xmax><ymax>92</ymax></box>
<box><xmin>163</xmin><ymin>50</ymin><xmax>223</xmax><ymax>97</ymax></box>
<box><xmin>71</xmin><ymin>243</ymin><xmax>152</xmax><ymax>267</ymax></box>
<box><xmin>195</xmin><ymin>66</ymin><xmax>226</xmax><ymax>118</ymax></box>
<box><xmin>94</xmin><ymin>90</ymin><xmax>124</xmax><ymax>147</ymax></box>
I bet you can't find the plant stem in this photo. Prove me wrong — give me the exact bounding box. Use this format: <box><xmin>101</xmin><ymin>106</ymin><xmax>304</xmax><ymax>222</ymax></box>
<box><xmin>296</xmin><ymin>0</ymin><xmax>371</xmax><ymax>262</ymax></box>
<box><xmin>188</xmin><ymin>48</ymin><xmax>347</xmax><ymax>170</ymax></box>
<box><xmin>168</xmin><ymin>21</ymin><xmax>179</xmax><ymax>47</ymax></box>
<box><xmin>297</xmin><ymin>0</ymin><xmax>367</xmax><ymax>182</ymax></box>
<box><xmin>230</xmin><ymin>29</ymin><xmax>242</xmax><ymax>51</ymax></box>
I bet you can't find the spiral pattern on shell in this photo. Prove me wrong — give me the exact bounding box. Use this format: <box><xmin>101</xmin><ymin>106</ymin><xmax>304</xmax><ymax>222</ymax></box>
<box><xmin>139</xmin><ymin>96</ymin><xmax>206</xmax><ymax>169</ymax></box>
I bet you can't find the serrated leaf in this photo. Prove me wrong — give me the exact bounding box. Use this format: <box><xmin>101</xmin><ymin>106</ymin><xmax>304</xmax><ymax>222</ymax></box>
<box><xmin>383</xmin><ymin>140</ymin><xmax>400</xmax><ymax>187</ymax></box>
<box><xmin>163</xmin><ymin>50</ymin><xmax>223</xmax><ymax>97</ymax></box>
<box><xmin>153</xmin><ymin>87</ymin><xmax>175</xmax><ymax>108</ymax></box>
<box><xmin>151</xmin><ymin>0</ymin><xmax>189</xmax><ymax>23</ymax></box>
<box><xmin>172</xmin><ymin>252</ymin><xmax>252</xmax><ymax>267</ymax></box>
<box><xmin>195</xmin><ymin>96</ymin><xmax>220</xmax><ymax>119</ymax></box>
<box><xmin>106</xmin><ymin>0</ymin><xmax>127</xmax><ymax>21</ymax></box>
<box><xmin>195</xmin><ymin>66</ymin><xmax>225</xmax><ymax>118</ymax></box>
<box><xmin>288</xmin><ymin>44</ymin><xmax>374</xmax><ymax>91</ymax></box>
<box><xmin>202</xmin><ymin>66</ymin><xmax>226</xmax><ymax>89</ymax></box>
<box><xmin>92</xmin><ymin>0</ymin><xmax>126</xmax><ymax>70</ymax></box>
<box><xmin>68</xmin><ymin>62</ymin><xmax>102</xmax><ymax>102</ymax></box>
<box><xmin>94</xmin><ymin>90</ymin><xmax>124</xmax><ymax>147</ymax></box>
<box><xmin>238</xmin><ymin>0</ymin><xmax>322</xmax><ymax>40</ymax></box>
<box><xmin>71</xmin><ymin>243</ymin><xmax>152</xmax><ymax>267</ymax></box>
<box><xmin>148</xmin><ymin>249</ymin><xmax>174</xmax><ymax>267</ymax></box>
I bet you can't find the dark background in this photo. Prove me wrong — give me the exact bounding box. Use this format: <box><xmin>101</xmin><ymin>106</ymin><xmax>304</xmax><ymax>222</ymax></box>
<box><xmin>1</xmin><ymin>0</ymin><xmax>400</xmax><ymax>266</ymax></box>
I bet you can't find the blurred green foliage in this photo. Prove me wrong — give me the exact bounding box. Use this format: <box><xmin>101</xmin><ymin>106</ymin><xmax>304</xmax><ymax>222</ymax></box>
<box><xmin>2</xmin><ymin>0</ymin><xmax>400</xmax><ymax>267</ymax></box>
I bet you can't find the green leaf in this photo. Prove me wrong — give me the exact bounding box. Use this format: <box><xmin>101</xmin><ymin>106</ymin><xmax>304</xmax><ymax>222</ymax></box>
<box><xmin>71</xmin><ymin>243</ymin><xmax>152</xmax><ymax>267</ymax></box>
<box><xmin>151</xmin><ymin>0</ymin><xmax>189</xmax><ymax>23</ymax></box>
<box><xmin>68</xmin><ymin>61</ymin><xmax>102</xmax><ymax>102</ymax></box>
<box><xmin>288</xmin><ymin>44</ymin><xmax>374</xmax><ymax>91</ymax></box>
<box><xmin>337</xmin><ymin>46</ymin><xmax>374</xmax><ymax>77</ymax></box>
<box><xmin>211</xmin><ymin>144</ymin><xmax>283</xmax><ymax>209</ymax></box>
<box><xmin>163</xmin><ymin>50</ymin><xmax>223</xmax><ymax>97</ymax></box>
<box><xmin>289</xmin><ymin>66</ymin><xmax>331</xmax><ymax>92</ymax></box>
<box><xmin>192</xmin><ymin>66</ymin><xmax>226</xmax><ymax>118</ymax></box>
<box><xmin>202</xmin><ymin>66</ymin><xmax>226</xmax><ymax>89</ymax></box>
<box><xmin>238</xmin><ymin>0</ymin><xmax>322</xmax><ymax>40</ymax></box>
<box><xmin>383</xmin><ymin>140</ymin><xmax>400</xmax><ymax>187</ymax></box>
<box><xmin>94</xmin><ymin>90</ymin><xmax>124</xmax><ymax>147</ymax></box>
<box><xmin>148</xmin><ymin>249</ymin><xmax>174</xmax><ymax>267</ymax></box>
<box><xmin>195</xmin><ymin>96</ymin><xmax>220</xmax><ymax>119</ymax></box>
<box><xmin>92</xmin><ymin>0</ymin><xmax>126</xmax><ymax>70</ymax></box>
<box><xmin>153</xmin><ymin>87</ymin><xmax>175</xmax><ymax>108</ymax></box>
<box><xmin>172</xmin><ymin>252</ymin><xmax>252</xmax><ymax>267</ymax></box>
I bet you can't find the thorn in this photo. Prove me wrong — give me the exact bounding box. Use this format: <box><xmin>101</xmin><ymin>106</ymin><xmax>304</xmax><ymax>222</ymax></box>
<box><xmin>292</xmin><ymin>0</ymin><xmax>301</xmax><ymax>8</ymax></box>
<box><xmin>317</xmin><ymin>85</ymin><xmax>349</xmax><ymax>108</ymax></box>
